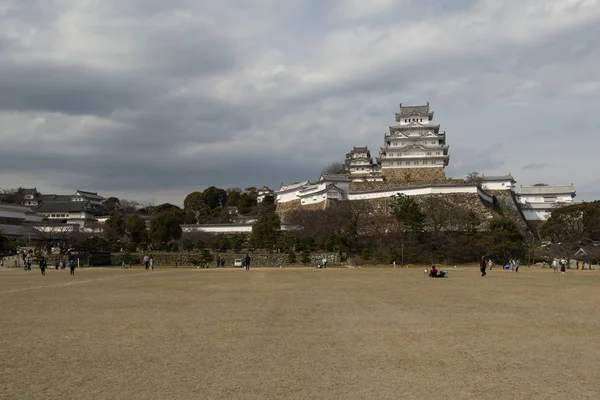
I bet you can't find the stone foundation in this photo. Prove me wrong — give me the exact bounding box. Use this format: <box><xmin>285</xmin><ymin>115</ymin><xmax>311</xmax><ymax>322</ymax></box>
<box><xmin>111</xmin><ymin>251</ymin><xmax>341</xmax><ymax>267</ymax></box>
<box><xmin>381</xmin><ymin>167</ymin><xmax>446</xmax><ymax>183</ymax></box>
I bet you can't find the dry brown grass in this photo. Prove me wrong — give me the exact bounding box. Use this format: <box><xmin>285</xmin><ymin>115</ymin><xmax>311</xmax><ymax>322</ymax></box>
<box><xmin>1</xmin><ymin>266</ymin><xmax>599</xmax><ymax>400</ymax></box>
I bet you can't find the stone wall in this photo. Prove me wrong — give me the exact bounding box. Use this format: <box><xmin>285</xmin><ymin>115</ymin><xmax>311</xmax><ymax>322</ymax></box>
<box><xmin>354</xmin><ymin>192</ymin><xmax>499</xmax><ymax>231</ymax></box>
<box><xmin>489</xmin><ymin>190</ymin><xmax>534</xmax><ymax>236</ymax></box>
<box><xmin>111</xmin><ymin>251</ymin><xmax>341</xmax><ymax>267</ymax></box>
<box><xmin>275</xmin><ymin>199</ymin><xmax>301</xmax><ymax>215</ymax></box>
<box><xmin>381</xmin><ymin>167</ymin><xmax>446</xmax><ymax>183</ymax></box>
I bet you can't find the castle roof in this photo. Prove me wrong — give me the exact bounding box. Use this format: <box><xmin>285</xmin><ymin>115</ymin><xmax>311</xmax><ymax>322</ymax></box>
<box><xmin>319</xmin><ymin>174</ymin><xmax>351</xmax><ymax>182</ymax></box>
<box><xmin>278</xmin><ymin>181</ymin><xmax>310</xmax><ymax>193</ymax></box>
<box><xmin>519</xmin><ymin>185</ymin><xmax>575</xmax><ymax>196</ymax></box>
<box><xmin>480</xmin><ymin>174</ymin><xmax>516</xmax><ymax>183</ymax></box>
<box><xmin>35</xmin><ymin>201</ymin><xmax>92</xmax><ymax>213</ymax></box>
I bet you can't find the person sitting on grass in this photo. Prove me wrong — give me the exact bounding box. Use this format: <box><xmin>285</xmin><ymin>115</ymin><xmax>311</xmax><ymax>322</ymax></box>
<box><xmin>429</xmin><ymin>266</ymin><xmax>438</xmax><ymax>277</ymax></box>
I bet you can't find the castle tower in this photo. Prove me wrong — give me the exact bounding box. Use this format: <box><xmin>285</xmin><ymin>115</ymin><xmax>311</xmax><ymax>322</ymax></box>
<box><xmin>378</xmin><ymin>103</ymin><xmax>449</xmax><ymax>183</ymax></box>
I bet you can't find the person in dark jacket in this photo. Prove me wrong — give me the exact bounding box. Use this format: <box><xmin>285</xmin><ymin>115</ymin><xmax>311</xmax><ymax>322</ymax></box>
<box><xmin>244</xmin><ymin>254</ymin><xmax>251</xmax><ymax>270</ymax></box>
<box><xmin>39</xmin><ymin>257</ymin><xmax>47</xmax><ymax>276</ymax></box>
<box><xmin>480</xmin><ymin>256</ymin><xmax>487</xmax><ymax>277</ymax></box>
<box><xmin>68</xmin><ymin>260</ymin><xmax>76</xmax><ymax>276</ymax></box>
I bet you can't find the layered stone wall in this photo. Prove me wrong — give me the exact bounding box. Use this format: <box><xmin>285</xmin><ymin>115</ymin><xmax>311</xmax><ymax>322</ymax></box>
<box><xmin>355</xmin><ymin>192</ymin><xmax>499</xmax><ymax>231</ymax></box>
<box><xmin>111</xmin><ymin>251</ymin><xmax>341</xmax><ymax>267</ymax></box>
<box><xmin>349</xmin><ymin>178</ymin><xmax>464</xmax><ymax>192</ymax></box>
<box><xmin>489</xmin><ymin>190</ymin><xmax>534</xmax><ymax>236</ymax></box>
<box><xmin>381</xmin><ymin>167</ymin><xmax>446</xmax><ymax>183</ymax></box>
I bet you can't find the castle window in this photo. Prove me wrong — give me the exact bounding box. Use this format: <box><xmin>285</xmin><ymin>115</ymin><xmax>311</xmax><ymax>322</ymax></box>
<box><xmin>436</xmin><ymin>152</ymin><xmax>440</xmax><ymax>155</ymax></box>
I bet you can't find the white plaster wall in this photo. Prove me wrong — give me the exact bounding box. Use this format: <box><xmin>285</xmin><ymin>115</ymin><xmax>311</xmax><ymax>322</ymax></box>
<box><xmin>277</xmin><ymin>188</ymin><xmax>303</xmax><ymax>203</ymax></box>
<box><xmin>348</xmin><ymin>185</ymin><xmax>477</xmax><ymax>201</ymax></box>
<box><xmin>481</xmin><ymin>181</ymin><xmax>514</xmax><ymax>191</ymax></box>
<box><xmin>522</xmin><ymin>209</ymin><xmax>551</xmax><ymax>221</ymax></box>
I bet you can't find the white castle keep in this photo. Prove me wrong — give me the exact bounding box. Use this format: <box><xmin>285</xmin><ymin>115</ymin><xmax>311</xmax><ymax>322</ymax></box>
<box><xmin>275</xmin><ymin>102</ymin><xmax>576</xmax><ymax>222</ymax></box>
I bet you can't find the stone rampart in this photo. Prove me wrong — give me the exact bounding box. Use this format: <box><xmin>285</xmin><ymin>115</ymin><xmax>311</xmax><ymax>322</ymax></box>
<box><xmin>111</xmin><ymin>251</ymin><xmax>341</xmax><ymax>267</ymax></box>
<box><xmin>381</xmin><ymin>167</ymin><xmax>446</xmax><ymax>183</ymax></box>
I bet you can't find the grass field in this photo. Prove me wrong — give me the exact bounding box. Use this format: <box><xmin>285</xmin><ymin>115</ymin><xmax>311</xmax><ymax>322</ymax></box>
<box><xmin>1</xmin><ymin>266</ymin><xmax>599</xmax><ymax>399</ymax></box>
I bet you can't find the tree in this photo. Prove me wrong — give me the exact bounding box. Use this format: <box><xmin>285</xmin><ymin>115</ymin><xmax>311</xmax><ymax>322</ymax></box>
<box><xmin>390</xmin><ymin>194</ymin><xmax>425</xmax><ymax>233</ymax></box>
<box><xmin>251</xmin><ymin>212</ymin><xmax>281</xmax><ymax>249</ymax></box>
<box><xmin>257</xmin><ymin>194</ymin><xmax>276</xmax><ymax>216</ymax></box>
<box><xmin>126</xmin><ymin>215</ymin><xmax>148</xmax><ymax>246</ymax></box>
<box><xmin>226</xmin><ymin>191</ymin><xmax>241</xmax><ymax>207</ymax></box>
<box><xmin>0</xmin><ymin>187</ymin><xmax>25</xmax><ymax>204</ymax></box>
<box><xmin>465</xmin><ymin>172</ymin><xmax>483</xmax><ymax>184</ymax></box>
<box><xmin>104</xmin><ymin>215</ymin><xmax>126</xmax><ymax>243</ymax></box>
<box><xmin>321</xmin><ymin>162</ymin><xmax>346</xmax><ymax>175</ymax></box>
<box><xmin>202</xmin><ymin>186</ymin><xmax>228</xmax><ymax>210</ymax></box>
<box><xmin>103</xmin><ymin>197</ymin><xmax>121</xmax><ymax>213</ymax></box>
<box><xmin>120</xmin><ymin>199</ymin><xmax>140</xmax><ymax>214</ymax></box>
<box><xmin>487</xmin><ymin>217</ymin><xmax>525</xmax><ymax>263</ymax></box>
<box><xmin>238</xmin><ymin>193</ymin><xmax>257</xmax><ymax>214</ymax></box>
<box><xmin>149</xmin><ymin>210</ymin><xmax>184</xmax><ymax>246</ymax></box>
<box><xmin>184</xmin><ymin>191</ymin><xmax>209</xmax><ymax>220</ymax></box>
<box><xmin>153</xmin><ymin>203</ymin><xmax>181</xmax><ymax>214</ymax></box>
<box><xmin>540</xmin><ymin>202</ymin><xmax>600</xmax><ymax>257</ymax></box>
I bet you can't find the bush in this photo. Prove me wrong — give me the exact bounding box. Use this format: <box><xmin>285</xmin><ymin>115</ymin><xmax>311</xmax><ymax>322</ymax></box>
<box><xmin>287</xmin><ymin>251</ymin><xmax>297</xmax><ymax>264</ymax></box>
<box><xmin>300</xmin><ymin>250</ymin><xmax>310</xmax><ymax>265</ymax></box>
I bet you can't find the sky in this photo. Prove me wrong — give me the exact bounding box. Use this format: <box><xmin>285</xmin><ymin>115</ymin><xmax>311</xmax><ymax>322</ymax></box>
<box><xmin>1</xmin><ymin>0</ymin><xmax>599</xmax><ymax>206</ymax></box>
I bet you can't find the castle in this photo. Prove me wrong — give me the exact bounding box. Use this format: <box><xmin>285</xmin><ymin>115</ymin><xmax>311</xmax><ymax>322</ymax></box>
<box><xmin>275</xmin><ymin>103</ymin><xmax>576</xmax><ymax>227</ymax></box>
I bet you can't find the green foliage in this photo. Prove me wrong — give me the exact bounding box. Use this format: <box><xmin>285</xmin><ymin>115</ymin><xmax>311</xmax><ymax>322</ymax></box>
<box><xmin>149</xmin><ymin>210</ymin><xmax>184</xmax><ymax>245</ymax></box>
<box><xmin>0</xmin><ymin>235</ymin><xmax>9</xmax><ymax>253</ymax></box>
<box><xmin>300</xmin><ymin>250</ymin><xmax>311</xmax><ymax>264</ymax></box>
<box><xmin>230</xmin><ymin>234</ymin><xmax>245</xmax><ymax>252</ymax></box>
<box><xmin>182</xmin><ymin>238</ymin><xmax>195</xmax><ymax>252</ymax></box>
<box><xmin>487</xmin><ymin>217</ymin><xmax>525</xmax><ymax>263</ymax></box>
<box><xmin>541</xmin><ymin>203</ymin><xmax>600</xmax><ymax>255</ymax></box>
<box><xmin>153</xmin><ymin>203</ymin><xmax>182</xmax><ymax>214</ymax></box>
<box><xmin>287</xmin><ymin>251</ymin><xmax>297</xmax><ymax>264</ymax></box>
<box><xmin>237</xmin><ymin>193</ymin><xmax>257</xmax><ymax>214</ymax></box>
<box><xmin>202</xmin><ymin>186</ymin><xmax>228</xmax><ymax>210</ymax></box>
<box><xmin>251</xmin><ymin>212</ymin><xmax>281</xmax><ymax>249</ymax></box>
<box><xmin>104</xmin><ymin>215</ymin><xmax>126</xmax><ymax>241</ymax></box>
<box><xmin>390</xmin><ymin>194</ymin><xmax>425</xmax><ymax>233</ymax></box>
<box><xmin>75</xmin><ymin>237</ymin><xmax>110</xmax><ymax>253</ymax></box>
<box><xmin>103</xmin><ymin>197</ymin><xmax>121</xmax><ymax>213</ymax></box>
<box><xmin>226</xmin><ymin>191</ymin><xmax>241</xmax><ymax>207</ymax></box>
<box><xmin>126</xmin><ymin>215</ymin><xmax>148</xmax><ymax>245</ymax></box>
<box><xmin>361</xmin><ymin>248</ymin><xmax>371</xmax><ymax>261</ymax></box>
<box><xmin>200</xmin><ymin>249</ymin><xmax>213</xmax><ymax>264</ymax></box>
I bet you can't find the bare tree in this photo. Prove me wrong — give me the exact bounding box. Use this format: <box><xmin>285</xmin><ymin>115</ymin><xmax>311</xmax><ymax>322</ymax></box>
<box><xmin>0</xmin><ymin>187</ymin><xmax>25</xmax><ymax>204</ymax></box>
<box><xmin>321</xmin><ymin>162</ymin><xmax>346</xmax><ymax>175</ymax></box>
<box><xmin>119</xmin><ymin>199</ymin><xmax>141</xmax><ymax>214</ymax></box>
<box><xmin>464</xmin><ymin>172</ymin><xmax>483</xmax><ymax>184</ymax></box>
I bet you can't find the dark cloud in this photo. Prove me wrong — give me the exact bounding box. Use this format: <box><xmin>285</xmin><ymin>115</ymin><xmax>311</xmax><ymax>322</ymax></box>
<box><xmin>1</xmin><ymin>0</ymin><xmax>600</xmax><ymax>204</ymax></box>
<box><xmin>0</xmin><ymin>62</ymin><xmax>158</xmax><ymax>116</ymax></box>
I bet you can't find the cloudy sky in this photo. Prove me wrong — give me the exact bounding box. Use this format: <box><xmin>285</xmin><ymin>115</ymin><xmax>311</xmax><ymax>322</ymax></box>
<box><xmin>1</xmin><ymin>0</ymin><xmax>599</xmax><ymax>205</ymax></box>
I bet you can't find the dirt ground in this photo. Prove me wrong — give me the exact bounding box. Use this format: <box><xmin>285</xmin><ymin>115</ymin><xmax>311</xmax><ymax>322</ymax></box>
<box><xmin>1</xmin><ymin>266</ymin><xmax>599</xmax><ymax>400</ymax></box>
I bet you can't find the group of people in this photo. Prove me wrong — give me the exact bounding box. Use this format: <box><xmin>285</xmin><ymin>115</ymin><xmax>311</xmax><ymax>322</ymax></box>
<box><xmin>428</xmin><ymin>265</ymin><xmax>448</xmax><ymax>278</ymax></box>
<box><xmin>215</xmin><ymin>256</ymin><xmax>227</xmax><ymax>267</ymax></box>
<box><xmin>480</xmin><ymin>256</ymin><xmax>522</xmax><ymax>276</ymax></box>
<box><xmin>31</xmin><ymin>256</ymin><xmax>77</xmax><ymax>276</ymax></box>
<box><xmin>142</xmin><ymin>254</ymin><xmax>154</xmax><ymax>270</ymax></box>
<box><xmin>551</xmin><ymin>258</ymin><xmax>568</xmax><ymax>274</ymax></box>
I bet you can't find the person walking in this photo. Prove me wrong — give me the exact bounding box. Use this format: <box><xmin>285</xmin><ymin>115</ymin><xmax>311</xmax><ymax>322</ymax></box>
<box><xmin>480</xmin><ymin>256</ymin><xmax>487</xmax><ymax>277</ymax></box>
<box><xmin>560</xmin><ymin>258</ymin><xmax>566</xmax><ymax>274</ymax></box>
<box><xmin>68</xmin><ymin>259</ymin><xmax>76</xmax><ymax>276</ymax></box>
<box><xmin>487</xmin><ymin>259</ymin><xmax>494</xmax><ymax>270</ymax></box>
<box><xmin>244</xmin><ymin>253</ymin><xmax>251</xmax><ymax>271</ymax></box>
<box><xmin>552</xmin><ymin>258</ymin><xmax>558</xmax><ymax>273</ymax></box>
<box><xmin>143</xmin><ymin>254</ymin><xmax>150</xmax><ymax>270</ymax></box>
<box><xmin>515</xmin><ymin>259</ymin><xmax>520</xmax><ymax>273</ymax></box>
<box><xmin>39</xmin><ymin>257</ymin><xmax>47</xmax><ymax>276</ymax></box>
<box><xmin>216</xmin><ymin>255</ymin><xmax>221</xmax><ymax>268</ymax></box>
<box><xmin>150</xmin><ymin>256</ymin><xmax>154</xmax><ymax>271</ymax></box>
